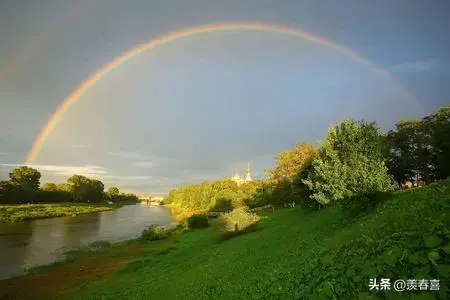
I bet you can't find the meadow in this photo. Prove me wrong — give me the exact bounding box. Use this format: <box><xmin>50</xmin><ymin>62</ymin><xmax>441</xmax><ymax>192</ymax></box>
<box><xmin>0</xmin><ymin>203</ymin><xmax>113</xmax><ymax>223</ymax></box>
<box><xmin>1</xmin><ymin>179</ymin><xmax>448</xmax><ymax>299</ymax></box>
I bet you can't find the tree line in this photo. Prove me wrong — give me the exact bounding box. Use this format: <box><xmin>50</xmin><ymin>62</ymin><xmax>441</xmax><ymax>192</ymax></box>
<box><xmin>0</xmin><ymin>168</ymin><xmax>138</xmax><ymax>204</ymax></box>
<box><xmin>164</xmin><ymin>104</ymin><xmax>449</xmax><ymax>213</ymax></box>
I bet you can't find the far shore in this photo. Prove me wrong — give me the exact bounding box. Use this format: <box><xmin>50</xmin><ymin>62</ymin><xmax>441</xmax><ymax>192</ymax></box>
<box><xmin>0</xmin><ymin>201</ymin><xmax>136</xmax><ymax>224</ymax></box>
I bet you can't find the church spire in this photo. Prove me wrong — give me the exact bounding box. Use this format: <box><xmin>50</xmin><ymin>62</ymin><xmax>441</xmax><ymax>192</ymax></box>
<box><xmin>245</xmin><ymin>162</ymin><xmax>252</xmax><ymax>183</ymax></box>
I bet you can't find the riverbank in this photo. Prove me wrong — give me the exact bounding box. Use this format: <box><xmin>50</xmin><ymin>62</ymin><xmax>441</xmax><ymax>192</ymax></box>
<box><xmin>0</xmin><ymin>202</ymin><xmax>132</xmax><ymax>224</ymax></box>
<box><xmin>1</xmin><ymin>180</ymin><xmax>448</xmax><ymax>299</ymax></box>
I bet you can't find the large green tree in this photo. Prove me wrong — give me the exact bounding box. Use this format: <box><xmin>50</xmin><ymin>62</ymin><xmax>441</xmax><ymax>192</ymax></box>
<box><xmin>423</xmin><ymin>104</ymin><xmax>450</xmax><ymax>180</ymax></box>
<box><xmin>66</xmin><ymin>175</ymin><xmax>105</xmax><ymax>202</ymax></box>
<box><xmin>384</xmin><ymin>104</ymin><xmax>450</xmax><ymax>185</ymax></box>
<box><xmin>9</xmin><ymin>166</ymin><xmax>41</xmax><ymax>191</ymax></box>
<box><xmin>304</xmin><ymin>119</ymin><xmax>395</xmax><ymax>205</ymax></box>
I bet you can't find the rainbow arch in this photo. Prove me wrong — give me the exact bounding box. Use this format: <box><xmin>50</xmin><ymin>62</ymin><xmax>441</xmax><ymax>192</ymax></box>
<box><xmin>25</xmin><ymin>21</ymin><xmax>418</xmax><ymax>164</ymax></box>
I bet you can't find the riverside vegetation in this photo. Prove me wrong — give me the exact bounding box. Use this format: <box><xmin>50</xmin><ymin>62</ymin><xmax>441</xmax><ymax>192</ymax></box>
<box><xmin>0</xmin><ymin>168</ymin><xmax>139</xmax><ymax>223</ymax></box>
<box><xmin>0</xmin><ymin>104</ymin><xmax>448</xmax><ymax>299</ymax></box>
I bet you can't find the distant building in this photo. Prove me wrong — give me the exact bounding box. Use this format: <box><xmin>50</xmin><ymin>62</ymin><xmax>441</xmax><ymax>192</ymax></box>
<box><xmin>231</xmin><ymin>163</ymin><xmax>253</xmax><ymax>185</ymax></box>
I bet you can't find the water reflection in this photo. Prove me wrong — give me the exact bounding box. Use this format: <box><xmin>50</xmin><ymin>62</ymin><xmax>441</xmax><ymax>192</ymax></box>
<box><xmin>0</xmin><ymin>204</ymin><xmax>173</xmax><ymax>279</ymax></box>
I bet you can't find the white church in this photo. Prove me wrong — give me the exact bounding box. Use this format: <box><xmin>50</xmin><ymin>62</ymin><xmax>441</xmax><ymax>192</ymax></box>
<box><xmin>231</xmin><ymin>163</ymin><xmax>253</xmax><ymax>185</ymax></box>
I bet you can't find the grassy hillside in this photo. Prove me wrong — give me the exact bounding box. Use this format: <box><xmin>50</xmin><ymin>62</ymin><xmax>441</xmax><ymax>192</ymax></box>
<box><xmin>1</xmin><ymin>180</ymin><xmax>449</xmax><ymax>299</ymax></box>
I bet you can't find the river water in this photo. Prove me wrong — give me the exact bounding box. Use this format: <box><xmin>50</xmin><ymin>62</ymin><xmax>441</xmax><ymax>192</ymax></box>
<box><xmin>0</xmin><ymin>203</ymin><xmax>174</xmax><ymax>279</ymax></box>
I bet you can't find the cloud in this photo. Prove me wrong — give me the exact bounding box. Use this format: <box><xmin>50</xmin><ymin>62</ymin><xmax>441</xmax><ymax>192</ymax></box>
<box><xmin>98</xmin><ymin>175</ymin><xmax>152</xmax><ymax>181</ymax></box>
<box><xmin>107</xmin><ymin>151</ymin><xmax>150</xmax><ymax>161</ymax></box>
<box><xmin>71</xmin><ymin>144</ymin><xmax>86</xmax><ymax>148</ymax></box>
<box><xmin>388</xmin><ymin>59</ymin><xmax>438</xmax><ymax>73</ymax></box>
<box><xmin>0</xmin><ymin>152</ymin><xmax>7</xmax><ymax>156</ymax></box>
<box><xmin>0</xmin><ymin>163</ymin><xmax>107</xmax><ymax>177</ymax></box>
<box><xmin>135</xmin><ymin>161</ymin><xmax>154</xmax><ymax>168</ymax></box>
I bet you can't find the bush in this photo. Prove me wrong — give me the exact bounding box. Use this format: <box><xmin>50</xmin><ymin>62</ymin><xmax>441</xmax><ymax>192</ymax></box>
<box><xmin>185</xmin><ymin>214</ymin><xmax>209</xmax><ymax>229</ymax></box>
<box><xmin>214</xmin><ymin>207</ymin><xmax>260</xmax><ymax>239</ymax></box>
<box><xmin>210</xmin><ymin>198</ymin><xmax>233</xmax><ymax>212</ymax></box>
<box><xmin>36</xmin><ymin>190</ymin><xmax>73</xmax><ymax>203</ymax></box>
<box><xmin>336</xmin><ymin>191</ymin><xmax>393</xmax><ymax>218</ymax></box>
<box><xmin>140</xmin><ymin>225</ymin><xmax>171</xmax><ymax>241</ymax></box>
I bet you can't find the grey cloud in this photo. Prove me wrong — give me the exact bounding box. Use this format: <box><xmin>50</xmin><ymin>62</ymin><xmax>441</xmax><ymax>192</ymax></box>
<box><xmin>107</xmin><ymin>151</ymin><xmax>151</xmax><ymax>161</ymax></box>
<box><xmin>388</xmin><ymin>59</ymin><xmax>438</xmax><ymax>73</ymax></box>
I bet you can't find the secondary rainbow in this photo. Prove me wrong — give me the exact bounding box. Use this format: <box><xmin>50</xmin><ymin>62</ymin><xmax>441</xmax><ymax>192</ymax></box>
<box><xmin>25</xmin><ymin>21</ymin><xmax>418</xmax><ymax>164</ymax></box>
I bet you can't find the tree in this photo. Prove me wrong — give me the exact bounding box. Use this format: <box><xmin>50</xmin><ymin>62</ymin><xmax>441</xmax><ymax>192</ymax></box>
<box><xmin>384</xmin><ymin>104</ymin><xmax>450</xmax><ymax>186</ymax></box>
<box><xmin>41</xmin><ymin>182</ymin><xmax>58</xmax><ymax>192</ymax></box>
<box><xmin>384</xmin><ymin>121</ymin><xmax>420</xmax><ymax>187</ymax></box>
<box><xmin>57</xmin><ymin>183</ymin><xmax>71</xmax><ymax>192</ymax></box>
<box><xmin>266</xmin><ymin>142</ymin><xmax>316</xmax><ymax>185</ymax></box>
<box><xmin>107</xmin><ymin>187</ymin><xmax>120</xmax><ymax>197</ymax></box>
<box><xmin>264</xmin><ymin>142</ymin><xmax>316</xmax><ymax>207</ymax></box>
<box><xmin>9</xmin><ymin>166</ymin><xmax>41</xmax><ymax>191</ymax></box>
<box><xmin>66</xmin><ymin>175</ymin><xmax>105</xmax><ymax>202</ymax></box>
<box><xmin>303</xmin><ymin>119</ymin><xmax>395</xmax><ymax>205</ymax></box>
<box><xmin>0</xmin><ymin>180</ymin><xmax>18</xmax><ymax>204</ymax></box>
<box><xmin>423</xmin><ymin>104</ymin><xmax>450</xmax><ymax>180</ymax></box>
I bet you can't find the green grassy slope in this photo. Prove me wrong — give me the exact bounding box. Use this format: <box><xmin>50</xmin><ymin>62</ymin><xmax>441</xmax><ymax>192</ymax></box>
<box><xmin>57</xmin><ymin>181</ymin><xmax>449</xmax><ymax>299</ymax></box>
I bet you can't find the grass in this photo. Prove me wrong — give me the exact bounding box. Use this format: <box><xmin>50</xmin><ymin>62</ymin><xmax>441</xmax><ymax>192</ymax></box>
<box><xmin>1</xmin><ymin>180</ymin><xmax>449</xmax><ymax>299</ymax></box>
<box><xmin>0</xmin><ymin>203</ymin><xmax>114</xmax><ymax>223</ymax></box>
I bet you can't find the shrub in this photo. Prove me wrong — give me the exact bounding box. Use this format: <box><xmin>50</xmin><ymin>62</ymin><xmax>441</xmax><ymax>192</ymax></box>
<box><xmin>185</xmin><ymin>214</ymin><xmax>209</xmax><ymax>229</ymax></box>
<box><xmin>336</xmin><ymin>191</ymin><xmax>393</xmax><ymax>218</ymax></box>
<box><xmin>214</xmin><ymin>207</ymin><xmax>260</xmax><ymax>239</ymax></box>
<box><xmin>140</xmin><ymin>225</ymin><xmax>171</xmax><ymax>241</ymax></box>
<box><xmin>210</xmin><ymin>198</ymin><xmax>233</xmax><ymax>212</ymax></box>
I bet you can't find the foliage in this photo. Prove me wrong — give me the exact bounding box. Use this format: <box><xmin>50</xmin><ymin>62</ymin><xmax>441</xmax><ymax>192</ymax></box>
<box><xmin>36</xmin><ymin>190</ymin><xmax>73</xmax><ymax>203</ymax></box>
<box><xmin>247</xmin><ymin>142</ymin><xmax>316</xmax><ymax>209</ymax></box>
<box><xmin>209</xmin><ymin>197</ymin><xmax>233</xmax><ymax>212</ymax></box>
<box><xmin>385</xmin><ymin>104</ymin><xmax>450</xmax><ymax>186</ymax></box>
<box><xmin>9</xmin><ymin>166</ymin><xmax>41</xmax><ymax>191</ymax></box>
<box><xmin>67</xmin><ymin>175</ymin><xmax>105</xmax><ymax>203</ymax></box>
<box><xmin>266</xmin><ymin>142</ymin><xmax>316</xmax><ymax>185</ymax></box>
<box><xmin>304</xmin><ymin>119</ymin><xmax>395</xmax><ymax>205</ymax></box>
<box><xmin>213</xmin><ymin>207</ymin><xmax>260</xmax><ymax>238</ymax></box>
<box><xmin>164</xmin><ymin>178</ymin><xmax>259</xmax><ymax>216</ymax></box>
<box><xmin>41</xmin><ymin>182</ymin><xmax>58</xmax><ymax>192</ymax></box>
<box><xmin>4</xmin><ymin>166</ymin><xmax>42</xmax><ymax>203</ymax></box>
<box><xmin>0</xmin><ymin>203</ymin><xmax>112</xmax><ymax>223</ymax></box>
<box><xmin>107</xmin><ymin>187</ymin><xmax>120</xmax><ymax>198</ymax></box>
<box><xmin>57</xmin><ymin>183</ymin><xmax>71</xmax><ymax>192</ymax></box>
<box><xmin>185</xmin><ymin>214</ymin><xmax>209</xmax><ymax>229</ymax></box>
<box><xmin>140</xmin><ymin>225</ymin><xmax>172</xmax><ymax>241</ymax></box>
<box><xmin>0</xmin><ymin>180</ymin><xmax>19</xmax><ymax>204</ymax></box>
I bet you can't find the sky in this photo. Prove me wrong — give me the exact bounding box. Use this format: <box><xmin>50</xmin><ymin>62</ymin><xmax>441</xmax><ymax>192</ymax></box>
<box><xmin>1</xmin><ymin>0</ymin><xmax>449</xmax><ymax>195</ymax></box>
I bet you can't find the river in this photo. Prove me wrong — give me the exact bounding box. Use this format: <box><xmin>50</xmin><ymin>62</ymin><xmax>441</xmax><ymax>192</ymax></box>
<box><xmin>0</xmin><ymin>203</ymin><xmax>174</xmax><ymax>279</ymax></box>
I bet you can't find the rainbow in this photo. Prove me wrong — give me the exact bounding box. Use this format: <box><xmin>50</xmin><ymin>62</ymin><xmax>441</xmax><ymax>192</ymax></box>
<box><xmin>25</xmin><ymin>21</ymin><xmax>418</xmax><ymax>164</ymax></box>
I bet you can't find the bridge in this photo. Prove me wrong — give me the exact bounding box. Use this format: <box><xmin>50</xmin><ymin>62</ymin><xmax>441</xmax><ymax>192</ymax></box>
<box><xmin>137</xmin><ymin>195</ymin><xmax>165</xmax><ymax>205</ymax></box>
